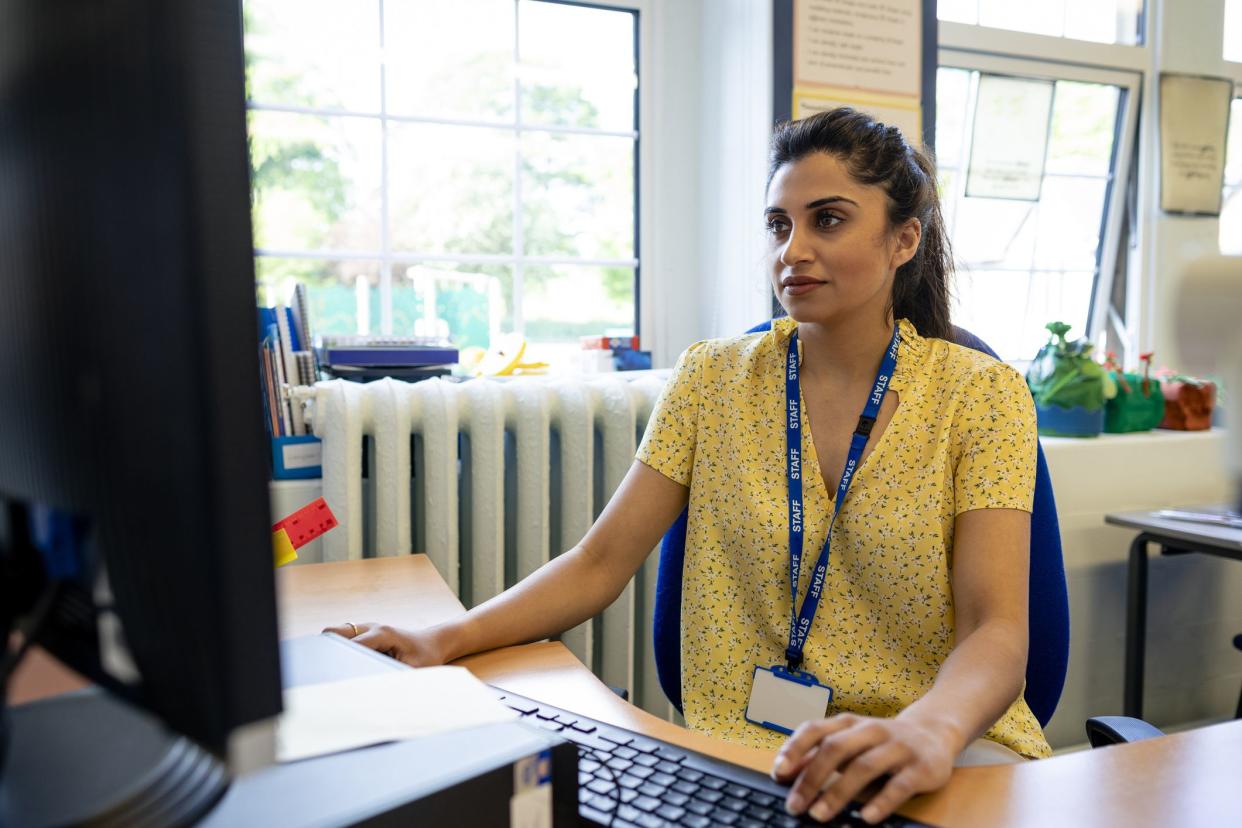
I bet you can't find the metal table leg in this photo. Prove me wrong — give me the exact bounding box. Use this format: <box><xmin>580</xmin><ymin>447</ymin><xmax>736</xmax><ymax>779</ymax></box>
<box><xmin>1124</xmin><ymin>533</ymin><xmax>1152</xmax><ymax>719</ymax></box>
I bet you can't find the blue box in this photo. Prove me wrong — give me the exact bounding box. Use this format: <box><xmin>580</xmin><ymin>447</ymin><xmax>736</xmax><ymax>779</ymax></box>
<box><xmin>272</xmin><ymin>435</ymin><xmax>322</xmax><ymax>480</ymax></box>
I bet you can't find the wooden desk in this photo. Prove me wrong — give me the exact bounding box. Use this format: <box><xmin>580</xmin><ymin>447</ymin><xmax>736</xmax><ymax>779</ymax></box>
<box><xmin>281</xmin><ymin>556</ymin><xmax>1242</xmax><ymax>828</ymax></box>
<box><xmin>1104</xmin><ymin>507</ymin><xmax>1242</xmax><ymax>718</ymax></box>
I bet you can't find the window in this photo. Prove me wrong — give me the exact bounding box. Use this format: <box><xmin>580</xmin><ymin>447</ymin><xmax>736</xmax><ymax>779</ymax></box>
<box><xmin>938</xmin><ymin>0</ymin><xmax>1144</xmax><ymax>45</ymax></box>
<box><xmin>244</xmin><ymin>0</ymin><xmax>639</xmax><ymax>359</ymax></box>
<box><xmin>934</xmin><ymin>54</ymin><xmax>1139</xmax><ymax>361</ymax></box>
<box><xmin>1227</xmin><ymin>0</ymin><xmax>1242</xmax><ymax>63</ymax></box>
<box><xmin>1221</xmin><ymin>99</ymin><xmax>1242</xmax><ymax>254</ymax></box>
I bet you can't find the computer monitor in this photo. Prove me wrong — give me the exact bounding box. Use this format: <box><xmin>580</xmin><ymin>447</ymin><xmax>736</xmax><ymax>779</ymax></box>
<box><xmin>0</xmin><ymin>0</ymin><xmax>281</xmax><ymax>823</ymax></box>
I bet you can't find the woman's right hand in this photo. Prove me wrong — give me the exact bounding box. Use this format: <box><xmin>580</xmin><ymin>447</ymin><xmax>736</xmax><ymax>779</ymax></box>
<box><xmin>322</xmin><ymin>621</ymin><xmax>454</xmax><ymax>668</ymax></box>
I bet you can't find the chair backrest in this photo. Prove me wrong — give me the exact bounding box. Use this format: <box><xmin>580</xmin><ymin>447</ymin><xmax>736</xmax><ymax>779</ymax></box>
<box><xmin>652</xmin><ymin>322</ymin><xmax>1070</xmax><ymax>727</ymax></box>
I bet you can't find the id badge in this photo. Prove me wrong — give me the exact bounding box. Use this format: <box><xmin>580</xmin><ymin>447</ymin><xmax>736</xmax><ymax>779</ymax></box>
<box><xmin>744</xmin><ymin>665</ymin><xmax>834</xmax><ymax>736</ymax></box>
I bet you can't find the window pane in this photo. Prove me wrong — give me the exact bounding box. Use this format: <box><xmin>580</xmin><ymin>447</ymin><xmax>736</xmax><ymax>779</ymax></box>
<box><xmin>1225</xmin><ymin>99</ymin><xmax>1242</xmax><ymax>185</ymax></box>
<box><xmin>256</xmin><ymin>258</ymin><xmax>381</xmax><ymax>337</ymax></box>
<box><xmin>518</xmin><ymin>1</ymin><xmax>636</xmax><ymax>132</ymax></box>
<box><xmin>244</xmin><ymin>0</ymin><xmax>380</xmax><ymax>110</ymax></box>
<box><xmin>1032</xmin><ymin>177</ymin><xmax>1108</xmax><ymax>270</ymax></box>
<box><xmin>952</xmin><ymin>269</ymin><xmax>1094</xmax><ymax>360</ymax></box>
<box><xmin>1045</xmin><ymin>82</ymin><xmax>1119</xmax><ymax>176</ymax></box>
<box><xmin>952</xmin><ymin>197</ymin><xmax>1038</xmax><ymax>268</ymax></box>
<box><xmin>385</xmin><ymin>0</ymin><xmax>514</xmax><ymax>121</ymax></box>
<box><xmin>948</xmin><ymin>0</ymin><xmax>1143</xmax><ymax>45</ymax></box>
<box><xmin>523</xmin><ymin>265</ymin><xmax>634</xmax><ymax>343</ymax></box>
<box><xmin>248</xmin><ymin>111</ymin><xmax>382</xmax><ymax>251</ymax></box>
<box><xmin>934</xmin><ymin>68</ymin><xmax>972</xmax><ymax>169</ymax></box>
<box><xmin>979</xmin><ymin>0</ymin><xmax>1063</xmax><ymax>37</ymax></box>
<box><xmin>1222</xmin><ymin>188</ymin><xmax>1242</xmax><ymax>254</ymax></box>
<box><xmin>393</xmin><ymin>263</ymin><xmax>513</xmax><ymax>349</ymax></box>
<box><xmin>937</xmin><ymin>66</ymin><xmax>1123</xmax><ymax>360</ymax></box>
<box><xmin>1227</xmin><ymin>0</ymin><xmax>1242</xmax><ymax>62</ymax></box>
<box><xmin>521</xmin><ymin>132</ymin><xmax>634</xmax><ymax>260</ymax></box>
<box><xmin>938</xmin><ymin>0</ymin><xmax>978</xmax><ymax>25</ymax></box>
<box><xmin>388</xmin><ymin>124</ymin><xmax>515</xmax><ymax>255</ymax></box>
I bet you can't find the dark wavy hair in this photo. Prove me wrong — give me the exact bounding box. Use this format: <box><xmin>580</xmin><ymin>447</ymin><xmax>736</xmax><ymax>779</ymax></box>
<box><xmin>768</xmin><ymin>108</ymin><xmax>952</xmax><ymax>340</ymax></box>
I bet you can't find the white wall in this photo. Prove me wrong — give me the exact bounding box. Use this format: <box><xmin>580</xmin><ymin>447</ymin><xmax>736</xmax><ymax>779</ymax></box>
<box><xmin>1041</xmin><ymin>431</ymin><xmax>1241</xmax><ymax>748</ymax></box>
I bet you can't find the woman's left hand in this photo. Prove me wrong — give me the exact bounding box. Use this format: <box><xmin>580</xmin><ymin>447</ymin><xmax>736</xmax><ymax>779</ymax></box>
<box><xmin>771</xmin><ymin>713</ymin><xmax>958</xmax><ymax>824</ymax></box>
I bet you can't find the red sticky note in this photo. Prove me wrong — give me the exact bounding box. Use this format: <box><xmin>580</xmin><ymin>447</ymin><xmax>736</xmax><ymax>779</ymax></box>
<box><xmin>273</xmin><ymin>497</ymin><xmax>338</xmax><ymax>550</ymax></box>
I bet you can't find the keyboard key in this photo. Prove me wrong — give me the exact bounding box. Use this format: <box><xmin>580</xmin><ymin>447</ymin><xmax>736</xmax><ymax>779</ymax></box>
<box><xmin>614</xmin><ymin>746</ymin><xmax>641</xmax><ymax>760</ymax></box>
<box><xmin>699</xmin><ymin>775</ymin><xmax>728</xmax><ymax>791</ymax></box>
<box><xmin>633</xmin><ymin>753</ymin><xmax>661</xmax><ymax>768</ymax></box>
<box><xmin>535</xmin><ymin>711</ymin><xmax>558</xmax><ymax>720</ymax></box>
<box><xmin>632</xmin><ymin>795</ymin><xmax>662</xmax><ymax>813</ymax></box>
<box><xmin>712</xmin><ymin>812</ymin><xmax>740</xmax><ymax>825</ymax></box>
<box><xmin>720</xmin><ymin>795</ymin><xmax>748</xmax><ymax>812</ymax></box>
<box><xmin>654</xmin><ymin>747</ymin><xmax>687</xmax><ymax>762</ymax></box>
<box><xmin>620</xmin><ymin>789</ymin><xmax>640</xmax><ymax>804</ymax></box>
<box><xmin>693</xmin><ymin>789</ymin><xmax>724</xmax><ymax>804</ymax></box>
<box><xmin>564</xmin><ymin>730</ymin><xmax>616</xmax><ymax>754</ymax></box>
<box><xmin>601</xmin><ymin>731</ymin><xmax>635</xmax><ymax>747</ymax></box>
<box><xmin>676</xmin><ymin>767</ymin><xmax>704</xmax><ymax>783</ymax></box>
<box><xmin>650</xmin><ymin>771</ymin><xmax>677</xmax><ymax>787</ymax></box>
<box><xmin>629</xmin><ymin>738</ymin><xmax>661</xmax><ymax>754</ymax></box>
<box><xmin>617</xmin><ymin>804</ymin><xmax>643</xmax><ymax>822</ymax></box>
<box><xmin>656</xmin><ymin>803</ymin><xmax>686</xmax><ymax>821</ymax></box>
<box><xmin>506</xmin><ymin>701</ymin><xmax>538</xmax><ymax>715</ymax></box>
<box><xmin>607</xmin><ymin>757</ymin><xmax>635</xmax><ymax>773</ymax></box>
<box><xmin>684</xmin><ymin>799</ymin><xmax>713</xmax><ymax>816</ymax></box>
<box><xmin>553</xmin><ymin>715</ymin><xmax>579</xmax><ymax>727</ymax></box>
<box><xmin>770</xmin><ymin>815</ymin><xmax>801</xmax><ymax>828</ymax></box>
<box><xmin>629</xmin><ymin>765</ymin><xmax>656</xmax><ymax>780</ymax></box>
<box><xmin>535</xmin><ymin>718</ymin><xmax>564</xmax><ymax>732</ymax></box>
<box><xmin>570</xmin><ymin>721</ymin><xmax>597</xmax><ymax>733</ymax></box>
<box><xmin>634</xmin><ymin>815</ymin><xmax>665</xmax><ymax>828</ymax></box>
<box><xmin>578</xmin><ymin>770</ymin><xmax>592</xmax><ymax>786</ymax></box>
<box><xmin>579</xmin><ymin>804</ymin><xmax>614</xmax><ymax>825</ymax></box>
<box><xmin>578</xmin><ymin>787</ymin><xmax>593</xmax><ymax>803</ymax></box>
<box><xmin>587</xmin><ymin>779</ymin><xmax>617</xmax><ymax>796</ymax></box>
<box><xmin>737</xmin><ymin>819</ymin><xmax>765</xmax><ymax>828</ymax></box>
<box><xmin>747</xmin><ymin>792</ymin><xmax>777</xmax><ymax>808</ymax></box>
<box><xmin>680</xmin><ymin>816</ymin><xmax>711</xmax><ymax>828</ymax></box>
<box><xmin>724</xmin><ymin>784</ymin><xmax>751</xmax><ymax>799</ymax></box>
<box><xmin>671</xmin><ymin>780</ymin><xmax>698</xmax><ymax>796</ymax></box>
<box><xmin>580</xmin><ymin>759</ymin><xmax>601</xmax><ymax>773</ymax></box>
<box><xmin>743</xmin><ymin>804</ymin><xmax>776</xmax><ymax>821</ymax></box>
<box><xmin>639</xmin><ymin>782</ymin><xmax>668</xmax><ymax>799</ymax></box>
<box><xmin>588</xmin><ymin>794</ymin><xmax>618</xmax><ymax>813</ymax></box>
<box><xmin>618</xmin><ymin>774</ymin><xmax>644</xmax><ymax>790</ymax></box>
<box><xmin>660</xmin><ymin>790</ymin><xmax>690</xmax><ymax>807</ymax></box>
<box><xmin>656</xmin><ymin>761</ymin><xmax>683</xmax><ymax>775</ymax></box>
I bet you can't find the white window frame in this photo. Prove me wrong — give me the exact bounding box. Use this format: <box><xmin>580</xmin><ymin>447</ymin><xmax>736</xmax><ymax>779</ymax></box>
<box><xmin>248</xmin><ymin>0</ymin><xmax>644</xmax><ymax>342</ymax></box>
<box><xmin>936</xmin><ymin>43</ymin><xmax>1142</xmax><ymax>354</ymax></box>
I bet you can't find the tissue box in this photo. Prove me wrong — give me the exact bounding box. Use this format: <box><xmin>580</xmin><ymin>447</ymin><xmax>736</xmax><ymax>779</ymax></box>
<box><xmin>272</xmin><ymin>435</ymin><xmax>322</xmax><ymax>480</ymax></box>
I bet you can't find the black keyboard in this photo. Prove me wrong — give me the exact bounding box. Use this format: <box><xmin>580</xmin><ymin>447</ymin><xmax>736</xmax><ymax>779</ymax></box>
<box><xmin>492</xmin><ymin>688</ymin><xmax>933</xmax><ymax>828</ymax></box>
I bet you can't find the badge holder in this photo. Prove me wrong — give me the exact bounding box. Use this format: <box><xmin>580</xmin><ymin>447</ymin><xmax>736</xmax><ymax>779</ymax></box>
<box><xmin>745</xmin><ymin>665</ymin><xmax>834</xmax><ymax>736</ymax></box>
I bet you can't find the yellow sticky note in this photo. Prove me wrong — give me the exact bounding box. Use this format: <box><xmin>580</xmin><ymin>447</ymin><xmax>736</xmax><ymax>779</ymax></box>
<box><xmin>273</xmin><ymin>528</ymin><xmax>298</xmax><ymax>567</ymax></box>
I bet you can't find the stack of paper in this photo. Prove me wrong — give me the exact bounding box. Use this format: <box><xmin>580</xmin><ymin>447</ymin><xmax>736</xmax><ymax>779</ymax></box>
<box><xmin>277</xmin><ymin>666</ymin><xmax>518</xmax><ymax>763</ymax></box>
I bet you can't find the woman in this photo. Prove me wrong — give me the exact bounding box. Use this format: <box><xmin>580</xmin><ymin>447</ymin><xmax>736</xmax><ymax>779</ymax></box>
<box><xmin>328</xmin><ymin>108</ymin><xmax>1050</xmax><ymax>824</ymax></box>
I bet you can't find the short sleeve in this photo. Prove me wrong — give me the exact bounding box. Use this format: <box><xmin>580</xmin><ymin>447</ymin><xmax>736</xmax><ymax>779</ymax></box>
<box><xmin>635</xmin><ymin>342</ymin><xmax>708</xmax><ymax>487</ymax></box>
<box><xmin>952</xmin><ymin>361</ymin><xmax>1038</xmax><ymax>515</ymax></box>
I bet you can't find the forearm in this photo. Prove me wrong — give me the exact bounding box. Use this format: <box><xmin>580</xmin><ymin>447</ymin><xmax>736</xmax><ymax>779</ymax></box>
<box><xmin>897</xmin><ymin>619</ymin><xmax>1027</xmax><ymax>754</ymax></box>
<box><xmin>430</xmin><ymin>543</ymin><xmax>629</xmax><ymax>662</ymax></box>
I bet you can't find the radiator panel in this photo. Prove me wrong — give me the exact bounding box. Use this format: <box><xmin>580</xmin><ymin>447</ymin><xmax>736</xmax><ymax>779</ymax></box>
<box><xmin>310</xmin><ymin>374</ymin><xmax>668</xmax><ymax>710</ymax></box>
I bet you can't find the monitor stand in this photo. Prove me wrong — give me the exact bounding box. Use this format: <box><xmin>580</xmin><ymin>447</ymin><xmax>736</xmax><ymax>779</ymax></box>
<box><xmin>0</xmin><ymin>687</ymin><xmax>228</xmax><ymax>827</ymax></box>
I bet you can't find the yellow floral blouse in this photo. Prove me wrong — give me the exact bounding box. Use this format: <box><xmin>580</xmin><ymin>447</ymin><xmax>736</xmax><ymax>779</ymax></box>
<box><xmin>635</xmin><ymin>317</ymin><xmax>1051</xmax><ymax>759</ymax></box>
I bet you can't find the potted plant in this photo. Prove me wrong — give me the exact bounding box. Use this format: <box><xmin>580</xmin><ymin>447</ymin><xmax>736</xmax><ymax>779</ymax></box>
<box><xmin>1026</xmin><ymin>322</ymin><xmax>1114</xmax><ymax>437</ymax></box>
<box><xmin>1103</xmin><ymin>351</ymin><xmax>1165</xmax><ymax>433</ymax></box>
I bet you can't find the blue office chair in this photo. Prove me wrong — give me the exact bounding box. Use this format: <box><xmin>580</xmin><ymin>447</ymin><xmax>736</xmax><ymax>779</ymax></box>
<box><xmin>652</xmin><ymin>322</ymin><xmax>1074</xmax><ymax>727</ymax></box>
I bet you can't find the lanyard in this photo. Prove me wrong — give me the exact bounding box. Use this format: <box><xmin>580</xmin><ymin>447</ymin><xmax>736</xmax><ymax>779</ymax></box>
<box><xmin>784</xmin><ymin>324</ymin><xmax>900</xmax><ymax>672</ymax></box>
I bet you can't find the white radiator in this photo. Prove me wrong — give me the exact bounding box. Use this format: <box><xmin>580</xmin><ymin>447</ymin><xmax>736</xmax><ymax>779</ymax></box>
<box><xmin>307</xmin><ymin>374</ymin><xmax>673</xmax><ymax>714</ymax></box>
